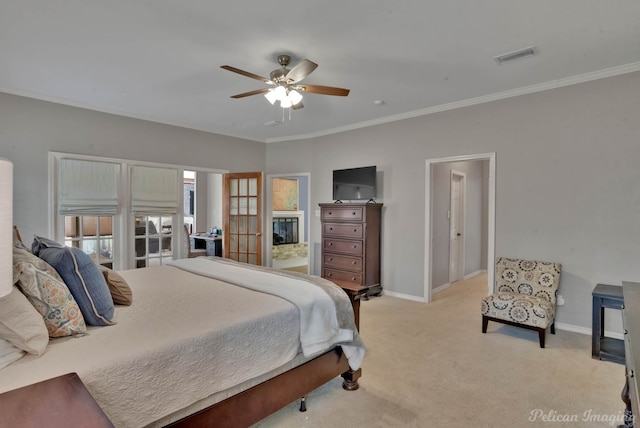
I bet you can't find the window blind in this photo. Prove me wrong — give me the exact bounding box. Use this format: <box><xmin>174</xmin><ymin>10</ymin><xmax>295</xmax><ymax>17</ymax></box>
<box><xmin>130</xmin><ymin>166</ymin><xmax>178</xmax><ymax>214</ymax></box>
<box><xmin>58</xmin><ymin>159</ymin><xmax>119</xmax><ymax>215</ymax></box>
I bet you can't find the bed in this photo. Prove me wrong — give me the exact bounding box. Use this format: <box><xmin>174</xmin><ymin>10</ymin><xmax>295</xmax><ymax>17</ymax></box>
<box><xmin>0</xmin><ymin>255</ymin><xmax>365</xmax><ymax>427</ymax></box>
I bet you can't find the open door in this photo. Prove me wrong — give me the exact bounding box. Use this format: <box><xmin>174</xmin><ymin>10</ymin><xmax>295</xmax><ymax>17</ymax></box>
<box><xmin>223</xmin><ymin>172</ymin><xmax>262</xmax><ymax>265</ymax></box>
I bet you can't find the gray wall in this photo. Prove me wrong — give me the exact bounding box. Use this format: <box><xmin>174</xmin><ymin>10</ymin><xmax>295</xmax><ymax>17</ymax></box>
<box><xmin>265</xmin><ymin>71</ymin><xmax>640</xmax><ymax>330</ymax></box>
<box><xmin>0</xmin><ymin>93</ymin><xmax>265</xmax><ymax>240</ymax></box>
<box><xmin>432</xmin><ymin>160</ymin><xmax>488</xmax><ymax>289</ymax></box>
<box><xmin>3</xmin><ymin>70</ymin><xmax>640</xmax><ymax>332</ymax></box>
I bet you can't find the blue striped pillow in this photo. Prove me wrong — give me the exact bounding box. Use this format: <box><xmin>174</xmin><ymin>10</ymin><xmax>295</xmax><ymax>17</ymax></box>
<box><xmin>32</xmin><ymin>236</ymin><xmax>115</xmax><ymax>326</ymax></box>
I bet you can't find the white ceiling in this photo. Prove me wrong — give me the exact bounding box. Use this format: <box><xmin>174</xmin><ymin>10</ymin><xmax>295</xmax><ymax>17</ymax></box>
<box><xmin>2</xmin><ymin>1</ymin><xmax>640</xmax><ymax>143</ymax></box>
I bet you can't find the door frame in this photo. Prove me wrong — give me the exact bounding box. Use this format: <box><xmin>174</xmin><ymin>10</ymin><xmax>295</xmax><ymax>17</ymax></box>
<box><xmin>449</xmin><ymin>170</ymin><xmax>466</xmax><ymax>283</ymax></box>
<box><xmin>424</xmin><ymin>152</ymin><xmax>496</xmax><ymax>303</ymax></box>
<box><xmin>265</xmin><ymin>172</ymin><xmax>311</xmax><ymax>273</ymax></box>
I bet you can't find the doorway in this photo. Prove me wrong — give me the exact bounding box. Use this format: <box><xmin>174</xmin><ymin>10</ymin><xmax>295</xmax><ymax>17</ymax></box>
<box><xmin>265</xmin><ymin>173</ymin><xmax>311</xmax><ymax>273</ymax></box>
<box><xmin>424</xmin><ymin>153</ymin><xmax>496</xmax><ymax>303</ymax></box>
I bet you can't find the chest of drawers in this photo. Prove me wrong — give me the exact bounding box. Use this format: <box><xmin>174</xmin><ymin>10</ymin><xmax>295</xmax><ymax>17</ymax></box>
<box><xmin>319</xmin><ymin>203</ymin><xmax>383</xmax><ymax>295</ymax></box>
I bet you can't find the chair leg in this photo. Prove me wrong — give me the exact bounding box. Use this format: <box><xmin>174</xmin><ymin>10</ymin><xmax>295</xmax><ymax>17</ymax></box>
<box><xmin>482</xmin><ymin>315</ymin><xmax>489</xmax><ymax>333</ymax></box>
<box><xmin>550</xmin><ymin>322</ymin><xmax>555</xmax><ymax>335</ymax></box>
<box><xmin>538</xmin><ymin>329</ymin><xmax>546</xmax><ymax>348</ymax></box>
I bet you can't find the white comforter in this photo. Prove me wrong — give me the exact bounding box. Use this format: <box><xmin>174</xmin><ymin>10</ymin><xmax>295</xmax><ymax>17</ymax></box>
<box><xmin>168</xmin><ymin>257</ymin><xmax>362</xmax><ymax>366</ymax></box>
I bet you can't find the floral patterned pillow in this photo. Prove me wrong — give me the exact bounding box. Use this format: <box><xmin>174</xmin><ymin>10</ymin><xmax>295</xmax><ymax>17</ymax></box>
<box><xmin>13</xmin><ymin>247</ymin><xmax>86</xmax><ymax>338</ymax></box>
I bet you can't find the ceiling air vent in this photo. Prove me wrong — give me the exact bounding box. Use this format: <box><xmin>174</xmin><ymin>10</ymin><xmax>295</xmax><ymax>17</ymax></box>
<box><xmin>494</xmin><ymin>46</ymin><xmax>536</xmax><ymax>64</ymax></box>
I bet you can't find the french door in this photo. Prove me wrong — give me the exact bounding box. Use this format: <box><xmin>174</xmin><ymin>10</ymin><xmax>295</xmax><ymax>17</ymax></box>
<box><xmin>223</xmin><ymin>172</ymin><xmax>262</xmax><ymax>265</ymax></box>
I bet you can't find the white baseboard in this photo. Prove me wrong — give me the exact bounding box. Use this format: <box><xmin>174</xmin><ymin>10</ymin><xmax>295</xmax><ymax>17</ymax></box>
<box><xmin>555</xmin><ymin>322</ymin><xmax>624</xmax><ymax>340</ymax></box>
<box><xmin>382</xmin><ymin>290</ymin><xmax>427</xmax><ymax>303</ymax></box>
<box><xmin>464</xmin><ymin>269</ymin><xmax>487</xmax><ymax>280</ymax></box>
<box><xmin>432</xmin><ymin>283</ymin><xmax>451</xmax><ymax>294</ymax></box>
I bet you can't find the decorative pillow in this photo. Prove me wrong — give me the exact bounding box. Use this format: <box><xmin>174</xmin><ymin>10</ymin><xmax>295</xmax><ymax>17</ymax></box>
<box><xmin>13</xmin><ymin>226</ymin><xmax>28</xmax><ymax>250</ymax></box>
<box><xmin>32</xmin><ymin>236</ymin><xmax>115</xmax><ymax>326</ymax></box>
<box><xmin>0</xmin><ymin>337</ymin><xmax>25</xmax><ymax>370</ymax></box>
<box><xmin>98</xmin><ymin>265</ymin><xmax>133</xmax><ymax>306</ymax></box>
<box><xmin>0</xmin><ymin>285</ymin><xmax>49</xmax><ymax>355</ymax></box>
<box><xmin>13</xmin><ymin>247</ymin><xmax>87</xmax><ymax>337</ymax></box>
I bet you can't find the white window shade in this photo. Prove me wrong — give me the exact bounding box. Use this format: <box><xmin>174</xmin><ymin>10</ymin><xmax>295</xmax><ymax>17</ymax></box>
<box><xmin>58</xmin><ymin>159</ymin><xmax>119</xmax><ymax>215</ymax></box>
<box><xmin>131</xmin><ymin>166</ymin><xmax>178</xmax><ymax>214</ymax></box>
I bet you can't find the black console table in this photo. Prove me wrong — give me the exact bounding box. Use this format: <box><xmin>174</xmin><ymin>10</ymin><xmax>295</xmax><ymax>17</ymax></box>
<box><xmin>592</xmin><ymin>283</ymin><xmax>625</xmax><ymax>364</ymax></box>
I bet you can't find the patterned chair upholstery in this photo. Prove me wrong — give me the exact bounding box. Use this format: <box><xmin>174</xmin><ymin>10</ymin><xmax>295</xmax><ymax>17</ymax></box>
<box><xmin>481</xmin><ymin>257</ymin><xmax>562</xmax><ymax>348</ymax></box>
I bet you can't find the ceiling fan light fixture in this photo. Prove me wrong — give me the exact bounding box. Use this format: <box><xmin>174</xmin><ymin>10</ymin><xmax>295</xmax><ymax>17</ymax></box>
<box><xmin>288</xmin><ymin>89</ymin><xmax>303</xmax><ymax>105</ymax></box>
<box><xmin>223</xmin><ymin>54</ymin><xmax>349</xmax><ymax>113</ymax></box>
<box><xmin>274</xmin><ymin>85</ymin><xmax>287</xmax><ymax>99</ymax></box>
<box><xmin>264</xmin><ymin>90</ymin><xmax>279</xmax><ymax>105</ymax></box>
<box><xmin>280</xmin><ymin>97</ymin><xmax>293</xmax><ymax>108</ymax></box>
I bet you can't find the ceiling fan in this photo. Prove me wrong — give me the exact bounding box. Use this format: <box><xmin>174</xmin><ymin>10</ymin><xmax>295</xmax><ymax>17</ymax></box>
<box><xmin>221</xmin><ymin>54</ymin><xmax>350</xmax><ymax>110</ymax></box>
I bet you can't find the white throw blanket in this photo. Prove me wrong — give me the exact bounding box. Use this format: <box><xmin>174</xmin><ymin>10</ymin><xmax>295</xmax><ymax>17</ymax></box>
<box><xmin>168</xmin><ymin>257</ymin><xmax>364</xmax><ymax>369</ymax></box>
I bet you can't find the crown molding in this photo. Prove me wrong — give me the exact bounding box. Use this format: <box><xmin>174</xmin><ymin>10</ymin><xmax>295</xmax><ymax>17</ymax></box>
<box><xmin>265</xmin><ymin>61</ymin><xmax>640</xmax><ymax>143</ymax></box>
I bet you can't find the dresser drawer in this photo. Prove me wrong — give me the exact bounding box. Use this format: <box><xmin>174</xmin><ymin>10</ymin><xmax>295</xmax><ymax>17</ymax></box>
<box><xmin>321</xmin><ymin>206</ymin><xmax>364</xmax><ymax>222</ymax></box>
<box><xmin>322</xmin><ymin>268</ymin><xmax>363</xmax><ymax>285</ymax></box>
<box><xmin>323</xmin><ymin>238</ymin><xmax>363</xmax><ymax>256</ymax></box>
<box><xmin>324</xmin><ymin>253</ymin><xmax>363</xmax><ymax>272</ymax></box>
<box><xmin>323</xmin><ymin>223</ymin><xmax>363</xmax><ymax>239</ymax></box>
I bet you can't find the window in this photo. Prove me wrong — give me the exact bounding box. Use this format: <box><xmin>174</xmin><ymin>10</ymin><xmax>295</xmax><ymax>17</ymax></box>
<box><xmin>51</xmin><ymin>152</ymin><xmax>224</xmax><ymax>269</ymax></box>
<box><xmin>64</xmin><ymin>216</ymin><xmax>114</xmax><ymax>268</ymax></box>
<box><xmin>134</xmin><ymin>215</ymin><xmax>173</xmax><ymax>268</ymax></box>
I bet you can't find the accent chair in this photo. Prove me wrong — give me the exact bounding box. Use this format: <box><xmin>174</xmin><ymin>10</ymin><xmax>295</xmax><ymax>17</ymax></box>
<box><xmin>481</xmin><ymin>257</ymin><xmax>562</xmax><ymax>348</ymax></box>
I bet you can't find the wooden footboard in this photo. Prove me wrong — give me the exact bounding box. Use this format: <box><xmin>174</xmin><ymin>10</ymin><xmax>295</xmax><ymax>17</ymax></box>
<box><xmin>166</xmin><ymin>347</ymin><xmax>358</xmax><ymax>428</ymax></box>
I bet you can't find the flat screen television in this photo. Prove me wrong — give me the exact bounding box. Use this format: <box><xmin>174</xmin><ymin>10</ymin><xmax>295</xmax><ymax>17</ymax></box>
<box><xmin>333</xmin><ymin>166</ymin><xmax>377</xmax><ymax>201</ymax></box>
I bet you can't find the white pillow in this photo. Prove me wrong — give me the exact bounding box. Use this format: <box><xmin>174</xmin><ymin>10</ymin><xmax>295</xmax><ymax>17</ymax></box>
<box><xmin>0</xmin><ymin>337</ymin><xmax>25</xmax><ymax>370</ymax></box>
<box><xmin>0</xmin><ymin>286</ymin><xmax>49</xmax><ymax>355</ymax></box>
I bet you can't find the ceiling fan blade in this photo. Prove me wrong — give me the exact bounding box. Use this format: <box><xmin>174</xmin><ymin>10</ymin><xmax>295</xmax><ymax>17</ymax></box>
<box><xmin>285</xmin><ymin>59</ymin><xmax>318</xmax><ymax>83</ymax></box>
<box><xmin>297</xmin><ymin>84</ymin><xmax>350</xmax><ymax>96</ymax></box>
<box><xmin>221</xmin><ymin>65</ymin><xmax>269</xmax><ymax>82</ymax></box>
<box><xmin>292</xmin><ymin>101</ymin><xmax>304</xmax><ymax>110</ymax></box>
<box><xmin>230</xmin><ymin>88</ymin><xmax>270</xmax><ymax>99</ymax></box>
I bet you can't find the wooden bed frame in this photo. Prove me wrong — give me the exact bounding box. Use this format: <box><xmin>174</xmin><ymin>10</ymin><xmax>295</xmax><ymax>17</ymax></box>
<box><xmin>168</xmin><ymin>348</ymin><xmax>360</xmax><ymax>427</ymax></box>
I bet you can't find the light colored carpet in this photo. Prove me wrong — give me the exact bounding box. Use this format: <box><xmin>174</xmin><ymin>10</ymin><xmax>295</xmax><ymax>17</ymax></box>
<box><xmin>254</xmin><ymin>274</ymin><xmax>626</xmax><ymax>427</ymax></box>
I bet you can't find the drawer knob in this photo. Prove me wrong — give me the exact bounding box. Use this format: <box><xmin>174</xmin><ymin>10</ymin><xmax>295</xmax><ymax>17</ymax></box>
<box><xmin>352</xmin><ymin>212</ymin><xmax>356</xmax><ymax>215</ymax></box>
<box><xmin>353</xmin><ymin>245</ymin><xmax>357</xmax><ymax>248</ymax></box>
<box><xmin>329</xmin><ymin>257</ymin><xmax>333</xmax><ymax>261</ymax></box>
<box><xmin>328</xmin><ymin>273</ymin><xmax>333</xmax><ymax>277</ymax></box>
<box><xmin>351</xmin><ymin>277</ymin><xmax>356</xmax><ymax>281</ymax></box>
<box><xmin>329</xmin><ymin>227</ymin><xmax>333</xmax><ymax>230</ymax></box>
<box><xmin>328</xmin><ymin>212</ymin><xmax>332</xmax><ymax>215</ymax></box>
<box><xmin>628</xmin><ymin>369</ymin><xmax>635</xmax><ymax>379</ymax></box>
<box><xmin>352</xmin><ymin>261</ymin><xmax>356</xmax><ymax>265</ymax></box>
<box><xmin>353</xmin><ymin>229</ymin><xmax>357</xmax><ymax>232</ymax></box>
<box><xmin>329</xmin><ymin>242</ymin><xmax>333</xmax><ymax>246</ymax></box>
